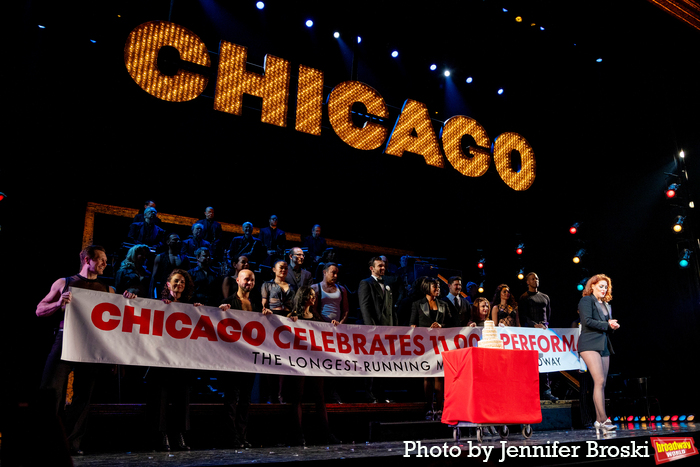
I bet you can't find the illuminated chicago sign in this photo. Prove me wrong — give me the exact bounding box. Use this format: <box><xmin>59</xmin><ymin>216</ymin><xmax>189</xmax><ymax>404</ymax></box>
<box><xmin>124</xmin><ymin>21</ymin><xmax>536</xmax><ymax>190</ymax></box>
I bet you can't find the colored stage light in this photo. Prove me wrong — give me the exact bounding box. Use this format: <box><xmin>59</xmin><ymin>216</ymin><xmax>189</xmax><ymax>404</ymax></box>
<box><xmin>477</xmin><ymin>258</ymin><xmax>485</xmax><ymax>269</ymax></box>
<box><xmin>596</xmin><ymin>58</ymin><xmax>603</xmax><ymax>62</ymax></box>
<box><xmin>478</xmin><ymin>282</ymin><xmax>485</xmax><ymax>294</ymax></box>
<box><xmin>466</xmin><ymin>77</ymin><xmax>473</xmax><ymax>83</ymax></box>
<box><xmin>671</xmin><ymin>415</ymin><xmax>679</xmax><ymax>421</ymax></box>
<box><xmin>357</xmin><ymin>36</ymin><xmax>362</xmax><ymax>43</ymax></box>
<box><xmin>570</xmin><ymin>222</ymin><xmax>579</xmax><ymax>234</ymax></box>
<box><xmin>573</xmin><ymin>249</ymin><xmax>585</xmax><ymax>264</ymax></box>
<box><xmin>666</xmin><ymin>183</ymin><xmax>680</xmax><ymax>198</ymax></box>
<box><xmin>256</xmin><ymin>1</ymin><xmax>265</xmax><ymax>9</ymax></box>
<box><xmin>627</xmin><ymin>415</ymin><xmax>634</xmax><ymax>422</ymax></box>
<box><xmin>430</xmin><ymin>64</ymin><xmax>437</xmax><ymax>71</ymax></box>
<box><xmin>679</xmin><ymin>415</ymin><xmax>687</xmax><ymax>421</ymax></box>
<box><xmin>0</xmin><ymin>192</ymin><xmax>5</xmax><ymax>202</ymax></box>
<box><xmin>497</xmin><ymin>88</ymin><xmax>504</xmax><ymax>95</ymax></box>
<box><xmin>391</xmin><ymin>50</ymin><xmax>398</xmax><ymax>58</ymax></box>
<box><xmin>516</xmin><ymin>243</ymin><xmax>524</xmax><ymax>255</ymax></box>
<box><xmin>673</xmin><ymin>216</ymin><xmax>685</xmax><ymax>233</ymax></box>
<box><xmin>687</xmin><ymin>414</ymin><xmax>695</xmax><ymax>421</ymax></box>
<box><xmin>517</xmin><ymin>269</ymin><xmax>524</xmax><ymax>280</ymax></box>
<box><xmin>305</xmin><ymin>19</ymin><xmax>314</xmax><ymax>27</ymax></box>
<box><xmin>679</xmin><ymin>249</ymin><xmax>692</xmax><ymax>268</ymax></box>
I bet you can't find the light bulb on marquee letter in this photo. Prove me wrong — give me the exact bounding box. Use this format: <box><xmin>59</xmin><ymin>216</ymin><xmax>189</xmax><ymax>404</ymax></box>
<box><xmin>384</xmin><ymin>99</ymin><xmax>444</xmax><ymax>168</ymax></box>
<box><xmin>124</xmin><ymin>21</ymin><xmax>211</xmax><ymax>102</ymax></box>
<box><xmin>295</xmin><ymin>65</ymin><xmax>324</xmax><ymax>136</ymax></box>
<box><xmin>492</xmin><ymin>132</ymin><xmax>536</xmax><ymax>191</ymax></box>
<box><xmin>214</xmin><ymin>41</ymin><xmax>291</xmax><ymax>127</ymax></box>
<box><xmin>327</xmin><ymin>81</ymin><xmax>389</xmax><ymax>150</ymax></box>
<box><xmin>440</xmin><ymin>115</ymin><xmax>491</xmax><ymax>177</ymax></box>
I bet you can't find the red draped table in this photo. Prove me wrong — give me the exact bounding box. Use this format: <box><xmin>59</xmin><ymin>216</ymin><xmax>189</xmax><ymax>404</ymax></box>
<box><xmin>441</xmin><ymin>347</ymin><xmax>542</xmax><ymax>426</ymax></box>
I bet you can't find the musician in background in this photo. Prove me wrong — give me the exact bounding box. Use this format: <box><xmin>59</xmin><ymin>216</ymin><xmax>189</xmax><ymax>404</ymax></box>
<box><xmin>229</xmin><ymin>222</ymin><xmax>264</xmax><ymax>265</ymax></box>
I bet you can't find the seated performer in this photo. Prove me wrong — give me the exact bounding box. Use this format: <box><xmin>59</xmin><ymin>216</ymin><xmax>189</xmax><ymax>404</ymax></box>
<box><xmin>259</xmin><ymin>214</ymin><xmax>286</xmax><ymax>267</ymax></box>
<box><xmin>302</xmin><ymin>224</ymin><xmax>327</xmax><ymax>269</ymax></box>
<box><xmin>187</xmin><ymin>247</ymin><xmax>219</xmax><ymax>306</ymax></box>
<box><xmin>197</xmin><ymin>206</ymin><xmax>222</xmax><ymax>260</ymax></box>
<box><xmin>115</xmin><ymin>244</ymin><xmax>152</xmax><ymax>297</ymax></box>
<box><xmin>181</xmin><ymin>222</ymin><xmax>211</xmax><ymax>258</ymax></box>
<box><xmin>151</xmin><ymin>233</ymin><xmax>191</xmax><ymax>299</ymax></box>
<box><xmin>229</xmin><ymin>222</ymin><xmax>264</xmax><ymax>265</ymax></box>
<box><xmin>127</xmin><ymin>206</ymin><xmax>166</xmax><ymax>251</ymax></box>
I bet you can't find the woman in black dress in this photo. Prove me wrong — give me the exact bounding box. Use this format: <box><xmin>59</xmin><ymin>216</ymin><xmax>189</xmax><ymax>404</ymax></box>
<box><xmin>578</xmin><ymin>274</ymin><xmax>620</xmax><ymax>433</ymax></box>
<box><xmin>410</xmin><ymin>277</ymin><xmax>451</xmax><ymax>420</ymax></box>
<box><xmin>490</xmin><ymin>283</ymin><xmax>520</xmax><ymax>327</ymax></box>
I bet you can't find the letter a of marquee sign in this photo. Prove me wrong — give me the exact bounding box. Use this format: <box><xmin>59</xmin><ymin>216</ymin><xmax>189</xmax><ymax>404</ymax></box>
<box><xmin>124</xmin><ymin>21</ymin><xmax>536</xmax><ymax>191</ymax></box>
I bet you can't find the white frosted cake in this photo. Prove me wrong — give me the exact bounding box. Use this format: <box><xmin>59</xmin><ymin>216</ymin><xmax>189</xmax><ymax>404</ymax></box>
<box><xmin>478</xmin><ymin>320</ymin><xmax>504</xmax><ymax>349</ymax></box>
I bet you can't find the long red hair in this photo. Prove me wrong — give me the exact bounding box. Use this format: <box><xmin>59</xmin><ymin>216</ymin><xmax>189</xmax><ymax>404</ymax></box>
<box><xmin>582</xmin><ymin>274</ymin><xmax>613</xmax><ymax>302</ymax></box>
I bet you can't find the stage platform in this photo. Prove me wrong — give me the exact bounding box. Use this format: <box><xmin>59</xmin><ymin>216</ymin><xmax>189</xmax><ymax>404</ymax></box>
<box><xmin>65</xmin><ymin>421</ymin><xmax>700</xmax><ymax>466</ymax></box>
<box><xmin>6</xmin><ymin>400</ymin><xmax>698</xmax><ymax>466</ymax></box>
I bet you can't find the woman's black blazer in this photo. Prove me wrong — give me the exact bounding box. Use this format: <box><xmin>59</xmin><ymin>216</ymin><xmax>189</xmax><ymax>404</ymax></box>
<box><xmin>577</xmin><ymin>295</ymin><xmax>614</xmax><ymax>354</ymax></box>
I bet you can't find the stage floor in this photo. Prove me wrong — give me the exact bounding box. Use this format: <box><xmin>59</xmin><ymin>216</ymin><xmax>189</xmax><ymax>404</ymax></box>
<box><xmin>66</xmin><ymin>421</ymin><xmax>699</xmax><ymax>466</ymax></box>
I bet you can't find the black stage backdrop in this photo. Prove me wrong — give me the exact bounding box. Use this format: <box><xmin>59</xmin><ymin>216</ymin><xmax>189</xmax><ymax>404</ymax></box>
<box><xmin>2</xmin><ymin>0</ymin><xmax>699</xmax><ymax>415</ymax></box>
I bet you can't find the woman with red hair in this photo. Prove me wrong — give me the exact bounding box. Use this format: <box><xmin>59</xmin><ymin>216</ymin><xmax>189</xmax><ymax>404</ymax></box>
<box><xmin>578</xmin><ymin>274</ymin><xmax>620</xmax><ymax>433</ymax></box>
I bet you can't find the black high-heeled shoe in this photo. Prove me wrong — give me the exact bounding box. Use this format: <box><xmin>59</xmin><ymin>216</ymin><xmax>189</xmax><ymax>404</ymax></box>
<box><xmin>176</xmin><ymin>432</ymin><xmax>191</xmax><ymax>450</ymax></box>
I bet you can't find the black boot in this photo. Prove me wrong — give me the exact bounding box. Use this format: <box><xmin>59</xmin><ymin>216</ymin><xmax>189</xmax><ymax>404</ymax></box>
<box><xmin>157</xmin><ymin>432</ymin><xmax>170</xmax><ymax>452</ymax></box>
<box><xmin>176</xmin><ymin>432</ymin><xmax>191</xmax><ymax>451</ymax></box>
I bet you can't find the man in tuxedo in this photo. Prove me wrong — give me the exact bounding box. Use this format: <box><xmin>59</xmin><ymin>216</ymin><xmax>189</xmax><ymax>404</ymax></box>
<box><xmin>357</xmin><ymin>256</ymin><xmax>395</xmax><ymax>403</ymax></box>
<box><xmin>445</xmin><ymin>276</ymin><xmax>469</xmax><ymax>327</ymax></box>
<box><xmin>358</xmin><ymin>256</ymin><xmax>395</xmax><ymax>326</ymax></box>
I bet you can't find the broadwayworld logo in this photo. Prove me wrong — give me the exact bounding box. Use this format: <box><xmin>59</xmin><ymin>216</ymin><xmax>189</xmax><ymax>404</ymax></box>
<box><xmin>651</xmin><ymin>437</ymin><xmax>698</xmax><ymax>464</ymax></box>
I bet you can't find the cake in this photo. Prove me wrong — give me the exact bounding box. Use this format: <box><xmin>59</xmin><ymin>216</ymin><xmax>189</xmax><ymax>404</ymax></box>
<box><xmin>478</xmin><ymin>320</ymin><xmax>504</xmax><ymax>349</ymax></box>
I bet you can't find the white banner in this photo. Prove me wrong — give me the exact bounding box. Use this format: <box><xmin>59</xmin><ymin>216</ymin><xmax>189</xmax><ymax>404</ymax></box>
<box><xmin>62</xmin><ymin>288</ymin><xmax>583</xmax><ymax>377</ymax></box>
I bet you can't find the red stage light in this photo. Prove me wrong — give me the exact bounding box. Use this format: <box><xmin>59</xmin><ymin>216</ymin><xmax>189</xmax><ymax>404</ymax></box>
<box><xmin>477</xmin><ymin>262</ymin><xmax>484</xmax><ymax>269</ymax></box>
<box><xmin>516</xmin><ymin>248</ymin><xmax>523</xmax><ymax>255</ymax></box>
<box><xmin>666</xmin><ymin>189</ymin><xmax>676</xmax><ymax>198</ymax></box>
<box><xmin>569</xmin><ymin>226</ymin><xmax>577</xmax><ymax>234</ymax></box>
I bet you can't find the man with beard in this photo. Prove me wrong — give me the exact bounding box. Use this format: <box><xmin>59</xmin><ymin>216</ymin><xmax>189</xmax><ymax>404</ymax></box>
<box><xmin>285</xmin><ymin>247</ymin><xmax>313</xmax><ymax>292</ymax></box>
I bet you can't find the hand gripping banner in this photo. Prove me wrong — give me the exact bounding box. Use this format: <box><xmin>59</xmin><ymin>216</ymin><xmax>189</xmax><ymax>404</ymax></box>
<box><xmin>62</xmin><ymin>288</ymin><xmax>582</xmax><ymax>377</ymax></box>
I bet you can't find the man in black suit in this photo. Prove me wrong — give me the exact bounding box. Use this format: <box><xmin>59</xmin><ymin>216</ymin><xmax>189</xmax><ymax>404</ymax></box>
<box><xmin>259</xmin><ymin>214</ymin><xmax>286</xmax><ymax>266</ymax></box>
<box><xmin>445</xmin><ymin>276</ymin><xmax>469</xmax><ymax>327</ymax></box>
<box><xmin>358</xmin><ymin>256</ymin><xmax>395</xmax><ymax>326</ymax></box>
<box><xmin>127</xmin><ymin>206</ymin><xmax>166</xmax><ymax>251</ymax></box>
<box><xmin>357</xmin><ymin>256</ymin><xmax>395</xmax><ymax>403</ymax></box>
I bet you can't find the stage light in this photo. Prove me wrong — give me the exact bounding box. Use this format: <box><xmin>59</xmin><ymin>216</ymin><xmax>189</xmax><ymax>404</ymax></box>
<box><xmin>596</xmin><ymin>58</ymin><xmax>603</xmax><ymax>62</ymax></box>
<box><xmin>0</xmin><ymin>192</ymin><xmax>6</xmax><ymax>202</ymax></box>
<box><xmin>515</xmin><ymin>16</ymin><xmax>522</xmax><ymax>22</ymax></box>
<box><xmin>477</xmin><ymin>258</ymin><xmax>485</xmax><ymax>269</ymax></box>
<box><xmin>305</xmin><ymin>19</ymin><xmax>314</xmax><ymax>28</ymax></box>
<box><xmin>577</xmin><ymin>278</ymin><xmax>588</xmax><ymax>292</ymax></box>
<box><xmin>570</xmin><ymin>222</ymin><xmax>579</xmax><ymax>234</ymax></box>
<box><xmin>466</xmin><ymin>77</ymin><xmax>473</xmax><ymax>83</ymax></box>
<box><xmin>573</xmin><ymin>249</ymin><xmax>586</xmax><ymax>264</ymax></box>
<box><xmin>502</xmin><ymin>8</ymin><xmax>508</xmax><ymax>12</ymax></box>
<box><xmin>256</xmin><ymin>1</ymin><xmax>265</xmax><ymax>9</ymax></box>
<box><xmin>679</xmin><ymin>249</ymin><xmax>692</xmax><ymax>268</ymax></box>
<box><xmin>666</xmin><ymin>183</ymin><xmax>680</xmax><ymax>198</ymax></box>
<box><xmin>333</xmin><ymin>32</ymin><xmax>340</xmax><ymax>38</ymax></box>
<box><xmin>671</xmin><ymin>415</ymin><xmax>679</xmax><ymax>421</ymax></box>
<box><xmin>391</xmin><ymin>50</ymin><xmax>399</xmax><ymax>58</ymax></box>
<box><xmin>540</xmin><ymin>26</ymin><xmax>545</xmax><ymax>31</ymax></box>
<box><xmin>679</xmin><ymin>415</ymin><xmax>687</xmax><ymax>421</ymax></box>
<box><xmin>517</xmin><ymin>269</ymin><xmax>524</xmax><ymax>280</ymax></box>
<box><xmin>478</xmin><ymin>282</ymin><xmax>485</xmax><ymax>294</ymax></box>
<box><xmin>497</xmin><ymin>88</ymin><xmax>504</xmax><ymax>95</ymax></box>
<box><xmin>38</xmin><ymin>24</ymin><xmax>45</xmax><ymax>29</ymax></box>
<box><xmin>673</xmin><ymin>216</ymin><xmax>685</xmax><ymax>233</ymax></box>
<box><xmin>515</xmin><ymin>243</ymin><xmax>524</xmax><ymax>255</ymax></box>
<box><xmin>430</xmin><ymin>64</ymin><xmax>437</xmax><ymax>71</ymax></box>
<box><xmin>357</xmin><ymin>36</ymin><xmax>362</xmax><ymax>44</ymax></box>
<box><xmin>444</xmin><ymin>70</ymin><xmax>450</xmax><ymax>77</ymax></box>
<box><xmin>680</xmin><ymin>150</ymin><xmax>685</xmax><ymax>158</ymax></box>
<box><xmin>687</xmin><ymin>414</ymin><xmax>695</xmax><ymax>421</ymax></box>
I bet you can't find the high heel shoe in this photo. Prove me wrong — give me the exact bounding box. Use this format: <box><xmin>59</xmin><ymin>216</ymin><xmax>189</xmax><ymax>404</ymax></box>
<box><xmin>594</xmin><ymin>418</ymin><xmax>617</xmax><ymax>433</ymax></box>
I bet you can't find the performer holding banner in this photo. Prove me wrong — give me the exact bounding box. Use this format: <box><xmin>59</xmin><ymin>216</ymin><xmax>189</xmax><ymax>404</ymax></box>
<box><xmin>36</xmin><ymin>245</ymin><xmax>135</xmax><ymax>456</ymax></box>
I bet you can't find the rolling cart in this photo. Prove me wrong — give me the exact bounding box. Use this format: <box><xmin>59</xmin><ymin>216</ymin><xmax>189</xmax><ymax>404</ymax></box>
<box><xmin>441</xmin><ymin>347</ymin><xmax>542</xmax><ymax>442</ymax></box>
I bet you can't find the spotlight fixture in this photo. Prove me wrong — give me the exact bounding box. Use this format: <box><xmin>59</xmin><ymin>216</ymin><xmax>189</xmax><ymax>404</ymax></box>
<box><xmin>517</xmin><ymin>268</ymin><xmax>524</xmax><ymax>280</ymax></box>
<box><xmin>666</xmin><ymin>183</ymin><xmax>680</xmax><ymax>198</ymax></box>
<box><xmin>444</xmin><ymin>70</ymin><xmax>450</xmax><ymax>77</ymax></box>
<box><xmin>477</xmin><ymin>258</ymin><xmax>485</xmax><ymax>269</ymax></box>
<box><xmin>466</xmin><ymin>77</ymin><xmax>473</xmax><ymax>83</ymax></box>
<box><xmin>391</xmin><ymin>50</ymin><xmax>398</xmax><ymax>58</ymax></box>
<box><xmin>573</xmin><ymin>249</ymin><xmax>586</xmax><ymax>264</ymax></box>
<box><xmin>577</xmin><ymin>277</ymin><xmax>588</xmax><ymax>292</ymax></box>
<box><xmin>0</xmin><ymin>192</ymin><xmax>6</xmax><ymax>202</ymax></box>
<box><xmin>680</xmin><ymin>150</ymin><xmax>685</xmax><ymax>158</ymax></box>
<box><xmin>678</xmin><ymin>249</ymin><xmax>692</xmax><ymax>269</ymax></box>
<box><xmin>596</xmin><ymin>58</ymin><xmax>603</xmax><ymax>62</ymax></box>
<box><xmin>256</xmin><ymin>1</ymin><xmax>265</xmax><ymax>9</ymax></box>
<box><xmin>673</xmin><ymin>215</ymin><xmax>685</xmax><ymax>233</ymax></box>
<box><xmin>357</xmin><ymin>36</ymin><xmax>362</xmax><ymax>44</ymax></box>
<box><xmin>497</xmin><ymin>88</ymin><xmax>504</xmax><ymax>95</ymax></box>
<box><xmin>570</xmin><ymin>222</ymin><xmax>580</xmax><ymax>234</ymax></box>
<box><xmin>305</xmin><ymin>19</ymin><xmax>313</xmax><ymax>28</ymax></box>
<box><xmin>516</xmin><ymin>243</ymin><xmax>524</xmax><ymax>255</ymax></box>
<box><xmin>478</xmin><ymin>282</ymin><xmax>485</xmax><ymax>294</ymax></box>
<box><xmin>333</xmin><ymin>31</ymin><xmax>340</xmax><ymax>38</ymax></box>
<box><xmin>430</xmin><ymin>64</ymin><xmax>437</xmax><ymax>71</ymax></box>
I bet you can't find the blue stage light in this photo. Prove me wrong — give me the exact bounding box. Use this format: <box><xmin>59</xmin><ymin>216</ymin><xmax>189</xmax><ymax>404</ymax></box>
<box><xmin>466</xmin><ymin>77</ymin><xmax>473</xmax><ymax>83</ymax></box>
<box><xmin>305</xmin><ymin>19</ymin><xmax>313</xmax><ymax>28</ymax></box>
<box><xmin>333</xmin><ymin>32</ymin><xmax>340</xmax><ymax>38</ymax></box>
<box><xmin>38</xmin><ymin>25</ymin><xmax>46</xmax><ymax>29</ymax></box>
<box><xmin>679</xmin><ymin>249</ymin><xmax>692</xmax><ymax>268</ymax></box>
<box><xmin>357</xmin><ymin>36</ymin><xmax>362</xmax><ymax>44</ymax></box>
<box><xmin>391</xmin><ymin>50</ymin><xmax>398</xmax><ymax>58</ymax></box>
<box><xmin>596</xmin><ymin>58</ymin><xmax>603</xmax><ymax>62</ymax></box>
<box><xmin>256</xmin><ymin>1</ymin><xmax>264</xmax><ymax>9</ymax></box>
<box><xmin>444</xmin><ymin>70</ymin><xmax>450</xmax><ymax>77</ymax></box>
<box><xmin>497</xmin><ymin>88</ymin><xmax>504</xmax><ymax>95</ymax></box>
<box><xmin>430</xmin><ymin>64</ymin><xmax>437</xmax><ymax>71</ymax></box>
